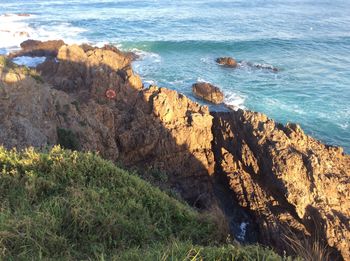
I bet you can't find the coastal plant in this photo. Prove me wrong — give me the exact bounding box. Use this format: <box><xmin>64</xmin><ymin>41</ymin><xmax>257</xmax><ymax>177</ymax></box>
<box><xmin>282</xmin><ymin>225</ymin><xmax>330</xmax><ymax>261</ymax></box>
<box><xmin>0</xmin><ymin>146</ymin><xmax>281</xmax><ymax>260</ymax></box>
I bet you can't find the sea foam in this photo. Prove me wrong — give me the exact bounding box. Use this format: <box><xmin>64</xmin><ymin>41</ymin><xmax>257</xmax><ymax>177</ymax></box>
<box><xmin>12</xmin><ymin>56</ymin><xmax>46</xmax><ymax>67</ymax></box>
<box><xmin>0</xmin><ymin>13</ymin><xmax>88</xmax><ymax>54</ymax></box>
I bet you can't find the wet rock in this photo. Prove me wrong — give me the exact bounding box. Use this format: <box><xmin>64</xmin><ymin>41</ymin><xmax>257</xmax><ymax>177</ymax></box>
<box><xmin>216</xmin><ymin>57</ymin><xmax>238</xmax><ymax>68</ymax></box>
<box><xmin>192</xmin><ymin>82</ymin><xmax>224</xmax><ymax>104</ymax></box>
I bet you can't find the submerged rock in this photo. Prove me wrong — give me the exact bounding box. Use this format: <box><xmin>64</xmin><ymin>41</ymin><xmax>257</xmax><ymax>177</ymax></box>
<box><xmin>192</xmin><ymin>82</ymin><xmax>224</xmax><ymax>104</ymax></box>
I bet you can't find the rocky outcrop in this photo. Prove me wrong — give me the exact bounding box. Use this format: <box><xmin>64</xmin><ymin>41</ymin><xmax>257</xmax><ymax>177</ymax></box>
<box><xmin>211</xmin><ymin>110</ymin><xmax>350</xmax><ymax>260</ymax></box>
<box><xmin>216</xmin><ymin>57</ymin><xmax>238</xmax><ymax>68</ymax></box>
<box><xmin>9</xmin><ymin>40</ymin><xmax>66</xmax><ymax>58</ymax></box>
<box><xmin>1</xmin><ymin>43</ymin><xmax>216</xmax><ymax>207</ymax></box>
<box><xmin>1</xmin><ymin>41</ymin><xmax>350</xmax><ymax>260</ymax></box>
<box><xmin>192</xmin><ymin>82</ymin><xmax>224</xmax><ymax>104</ymax></box>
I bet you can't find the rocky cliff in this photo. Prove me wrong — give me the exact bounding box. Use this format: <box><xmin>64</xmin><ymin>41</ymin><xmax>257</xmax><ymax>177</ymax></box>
<box><xmin>212</xmin><ymin>110</ymin><xmax>350</xmax><ymax>260</ymax></box>
<box><xmin>0</xmin><ymin>42</ymin><xmax>349</xmax><ymax>260</ymax></box>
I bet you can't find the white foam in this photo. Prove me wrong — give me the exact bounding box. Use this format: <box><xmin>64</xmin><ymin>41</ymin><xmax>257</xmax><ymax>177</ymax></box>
<box><xmin>200</xmin><ymin>57</ymin><xmax>211</xmax><ymax>64</ymax></box>
<box><xmin>225</xmin><ymin>92</ymin><xmax>246</xmax><ymax>110</ymax></box>
<box><xmin>12</xmin><ymin>56</ymin><xmax>46</xmax><ymax>67</ymax></box>
<box><xmin>0</xmin><ymin>13</ymin><xmax>88</xmax><ymax>53</ymax></box>
<box><xmin>143</xmin><ymin>79</ymin><xmax>157</xmax><ymax>88</ymax></box>
<box><xmin>0</xmin><ymin>14</ymin><xmax>35</xmax><ymax>53</ymax></box>
<box><xmin>237</xmin><ymin>222</ymin><xmax>249</xmax><ymax>241</ymax></box>
<box><xmin>339</xmin><ymin>122</ymin><xmax>349</xmax><ymax>130</ymax></box>
<box><xmin>196</xmin><ymin>77</ymin><xmax>210</xmax><ymax>83</ymax></box>
<box><xmin>238</xmin><ymin>61</ymin><xmax>278</xmax><ymax>72</ymax></box>
<box><xmin>131</xmin><ymin>48</ymin><xmax>162</xmax><ymax>63</ymax></box>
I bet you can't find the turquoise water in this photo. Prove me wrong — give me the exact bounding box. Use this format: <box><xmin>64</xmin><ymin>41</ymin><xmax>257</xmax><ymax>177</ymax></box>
<box><xmin>1</xmin><ymin>0</ymin><xmax>350</xmax><ymax>152</ymax></box>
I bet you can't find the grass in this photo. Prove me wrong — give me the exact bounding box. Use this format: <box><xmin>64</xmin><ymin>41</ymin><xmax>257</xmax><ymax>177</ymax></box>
<box><xmin>115</xmin><ymin>241</ymin><xmax>283</xmax><ymax>261</ymax></box>
<box><xmin>282</xmin><ymin>226</ymin><xmax>331</xmax><ymax>261</ymax></box>
<box><xmin>0</xmin><ymin>146</ymin><xmax>282</xmax><ymax>260</ymax></box>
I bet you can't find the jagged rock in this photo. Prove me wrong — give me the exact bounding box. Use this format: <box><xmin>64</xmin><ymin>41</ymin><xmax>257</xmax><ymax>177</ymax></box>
<box><xmin>1</xmin><ymin>44</ymin><xmax>215</xmax><ymax>208</ymax></box>
<box><xmin>1</xmin><ymin>41</ymin><xmax>349</xmax><ymax>260</ymax></box>
<box><xmin>192</xmin><ymin>82</ymin><xmax>224</xmax><ymax>104</ymax></box>
<box><xmin>211</xmin><ymin>109</ymin><xmax>350</xmax><ymax>260</ymax></box>
<box><xmin>9</xmin><ymin>39</ymin><xmax>65</xmax><ymax>58</ymax></box>
<box><xmin>216</xmin><ymin>57</ymin><xmax>238</xmax><ymax>68</ymax></box>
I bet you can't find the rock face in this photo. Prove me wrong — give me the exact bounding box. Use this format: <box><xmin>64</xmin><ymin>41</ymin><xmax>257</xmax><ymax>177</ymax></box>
<box><xmin>1</xmin><ymin>41</ymin><xmax>350</xmax><ymax>260</ymax></box>
<box><xmin>192</xmin><ymin>82</ymin><xmax>224</xmax><ymax>104</ymax></box>
<box><xmin>212</xmin><ymin>110</ymin><xmax>350</xmax><ymax>260</ymax></box>
<box><xmin>216</xmin><ymin>57</ymin><xmax>238</xmax><ymax>68</ymax></box>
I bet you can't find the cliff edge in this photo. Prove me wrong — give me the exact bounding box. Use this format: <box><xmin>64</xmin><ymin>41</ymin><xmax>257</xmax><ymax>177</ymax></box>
<box><xmin>0</xmin><ymin>41</ymin><xmax>349</xmax><ymax>260</ymax></box>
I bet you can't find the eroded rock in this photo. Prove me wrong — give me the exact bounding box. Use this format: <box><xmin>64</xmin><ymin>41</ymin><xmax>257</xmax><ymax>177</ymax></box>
<box><xmin>192</xmin><ymin>82</ymin><xmax>224</xmax><ymax>104</ymax></box>
<box><xmin>211</xmin><ymin>109</ymin><xmax>350</xmax><ymax>260</ymax></box>
<box><xmin>9</xmin><ymin>39</ymin><xmax>65</xmax><ymax>58</ymax></box>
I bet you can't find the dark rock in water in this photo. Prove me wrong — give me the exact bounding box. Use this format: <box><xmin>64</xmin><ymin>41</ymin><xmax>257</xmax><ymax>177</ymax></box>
<box><xmin>17</xmin><ymin>13</ymin><xmax>31</xmax><ymax>17</ymax></box>
<box><xmin>216</xmin><ymin>57</ymin><xmax>238</xmax><ymax>68</ymax></box>
<box><xmin>253</xmin><ymin>63</ymin><xmax>278</xmax><ymax>72</ymax></box>
<box><xmin>3</xmin><ymin>13</ymin><xmax>30</xmax><ymax>17</ymax></box>
<box><xmin>192</xmin><ymin>82</ymin><xmax>224</xmax><ymax>104</ymax></box>
<box><xmin>9</xmin><ymin>39</ymin><xmax>65</xmax><ymax>58</ymax></box>
<box><xmin>216</xmin><ymin>56</ymin><xmax>279</xmax><ymax>72</ymax></box>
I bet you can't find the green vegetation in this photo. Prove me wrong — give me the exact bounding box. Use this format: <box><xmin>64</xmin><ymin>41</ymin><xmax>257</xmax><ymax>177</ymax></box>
<box><xmin>0</xmin><ymin>146</ymin><xmax>282</xmax><ymax>260</ymax></box>
<box><xmin>0</xmin><ymin>56</ymin><xmax>9</xmax><ymax>68</ymax></box>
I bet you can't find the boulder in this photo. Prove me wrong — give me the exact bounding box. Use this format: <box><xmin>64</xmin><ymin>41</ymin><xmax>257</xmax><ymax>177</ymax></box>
<box><xmin>216</xmin><ymin>57</ymin><xmax>238</xmax><ymax>68</ymax></box>
<box><xmin>192</xmin><ymin>82</ymin><xmax>224</xmax><ymax>104</ymax></box>
<box><xmin>9</xmin><ymin>39</ymin><xmax>65</xmax><ymax>58</ymax></box>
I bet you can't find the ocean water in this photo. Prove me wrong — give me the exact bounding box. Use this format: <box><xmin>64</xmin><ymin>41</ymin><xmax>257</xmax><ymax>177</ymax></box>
<box><xmin>1</xmin><ymin>0</ymin><xmax>350</xmax><ymax>152</ymax></box>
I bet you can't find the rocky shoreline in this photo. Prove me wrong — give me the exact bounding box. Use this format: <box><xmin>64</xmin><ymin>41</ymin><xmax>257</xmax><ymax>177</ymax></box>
<box><xmin>1</xmin><ymin>40</ymin><xmax>349</xmax><ymax>260</ymax></box>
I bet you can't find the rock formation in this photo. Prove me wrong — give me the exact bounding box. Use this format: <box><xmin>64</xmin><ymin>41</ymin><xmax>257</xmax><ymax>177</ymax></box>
<box><xmin>9</xmin><ymin>39</ymin><xmax>66</xmax><ymax>58</ymax></box>
<box><xmin>1</xmin><ymin>43</ymin><xmax>215</xmax><ymax>207</ymax></box>
<box><xmin>192</xmin><ymin>82</ymin><xmax>224</xmax><ymax>104</ymax></box>
<box><xmin>1</xmin><ymin>41</ymin><xmax>349</xmax><ymax>260</ymax></box>
<box><xmin>212</xmin><ymin>110</ymin><xmax>350</xmax><ymax>260</ymax></box>
<box><xmin>216</xmin><ymin>57</ymin><xmax>278</xmax><ymax>72</ymax></box>
<box><xmin>216</xmin><ymin>57</ymin><xmax>238</xmax><ymax>68</ymax></box>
